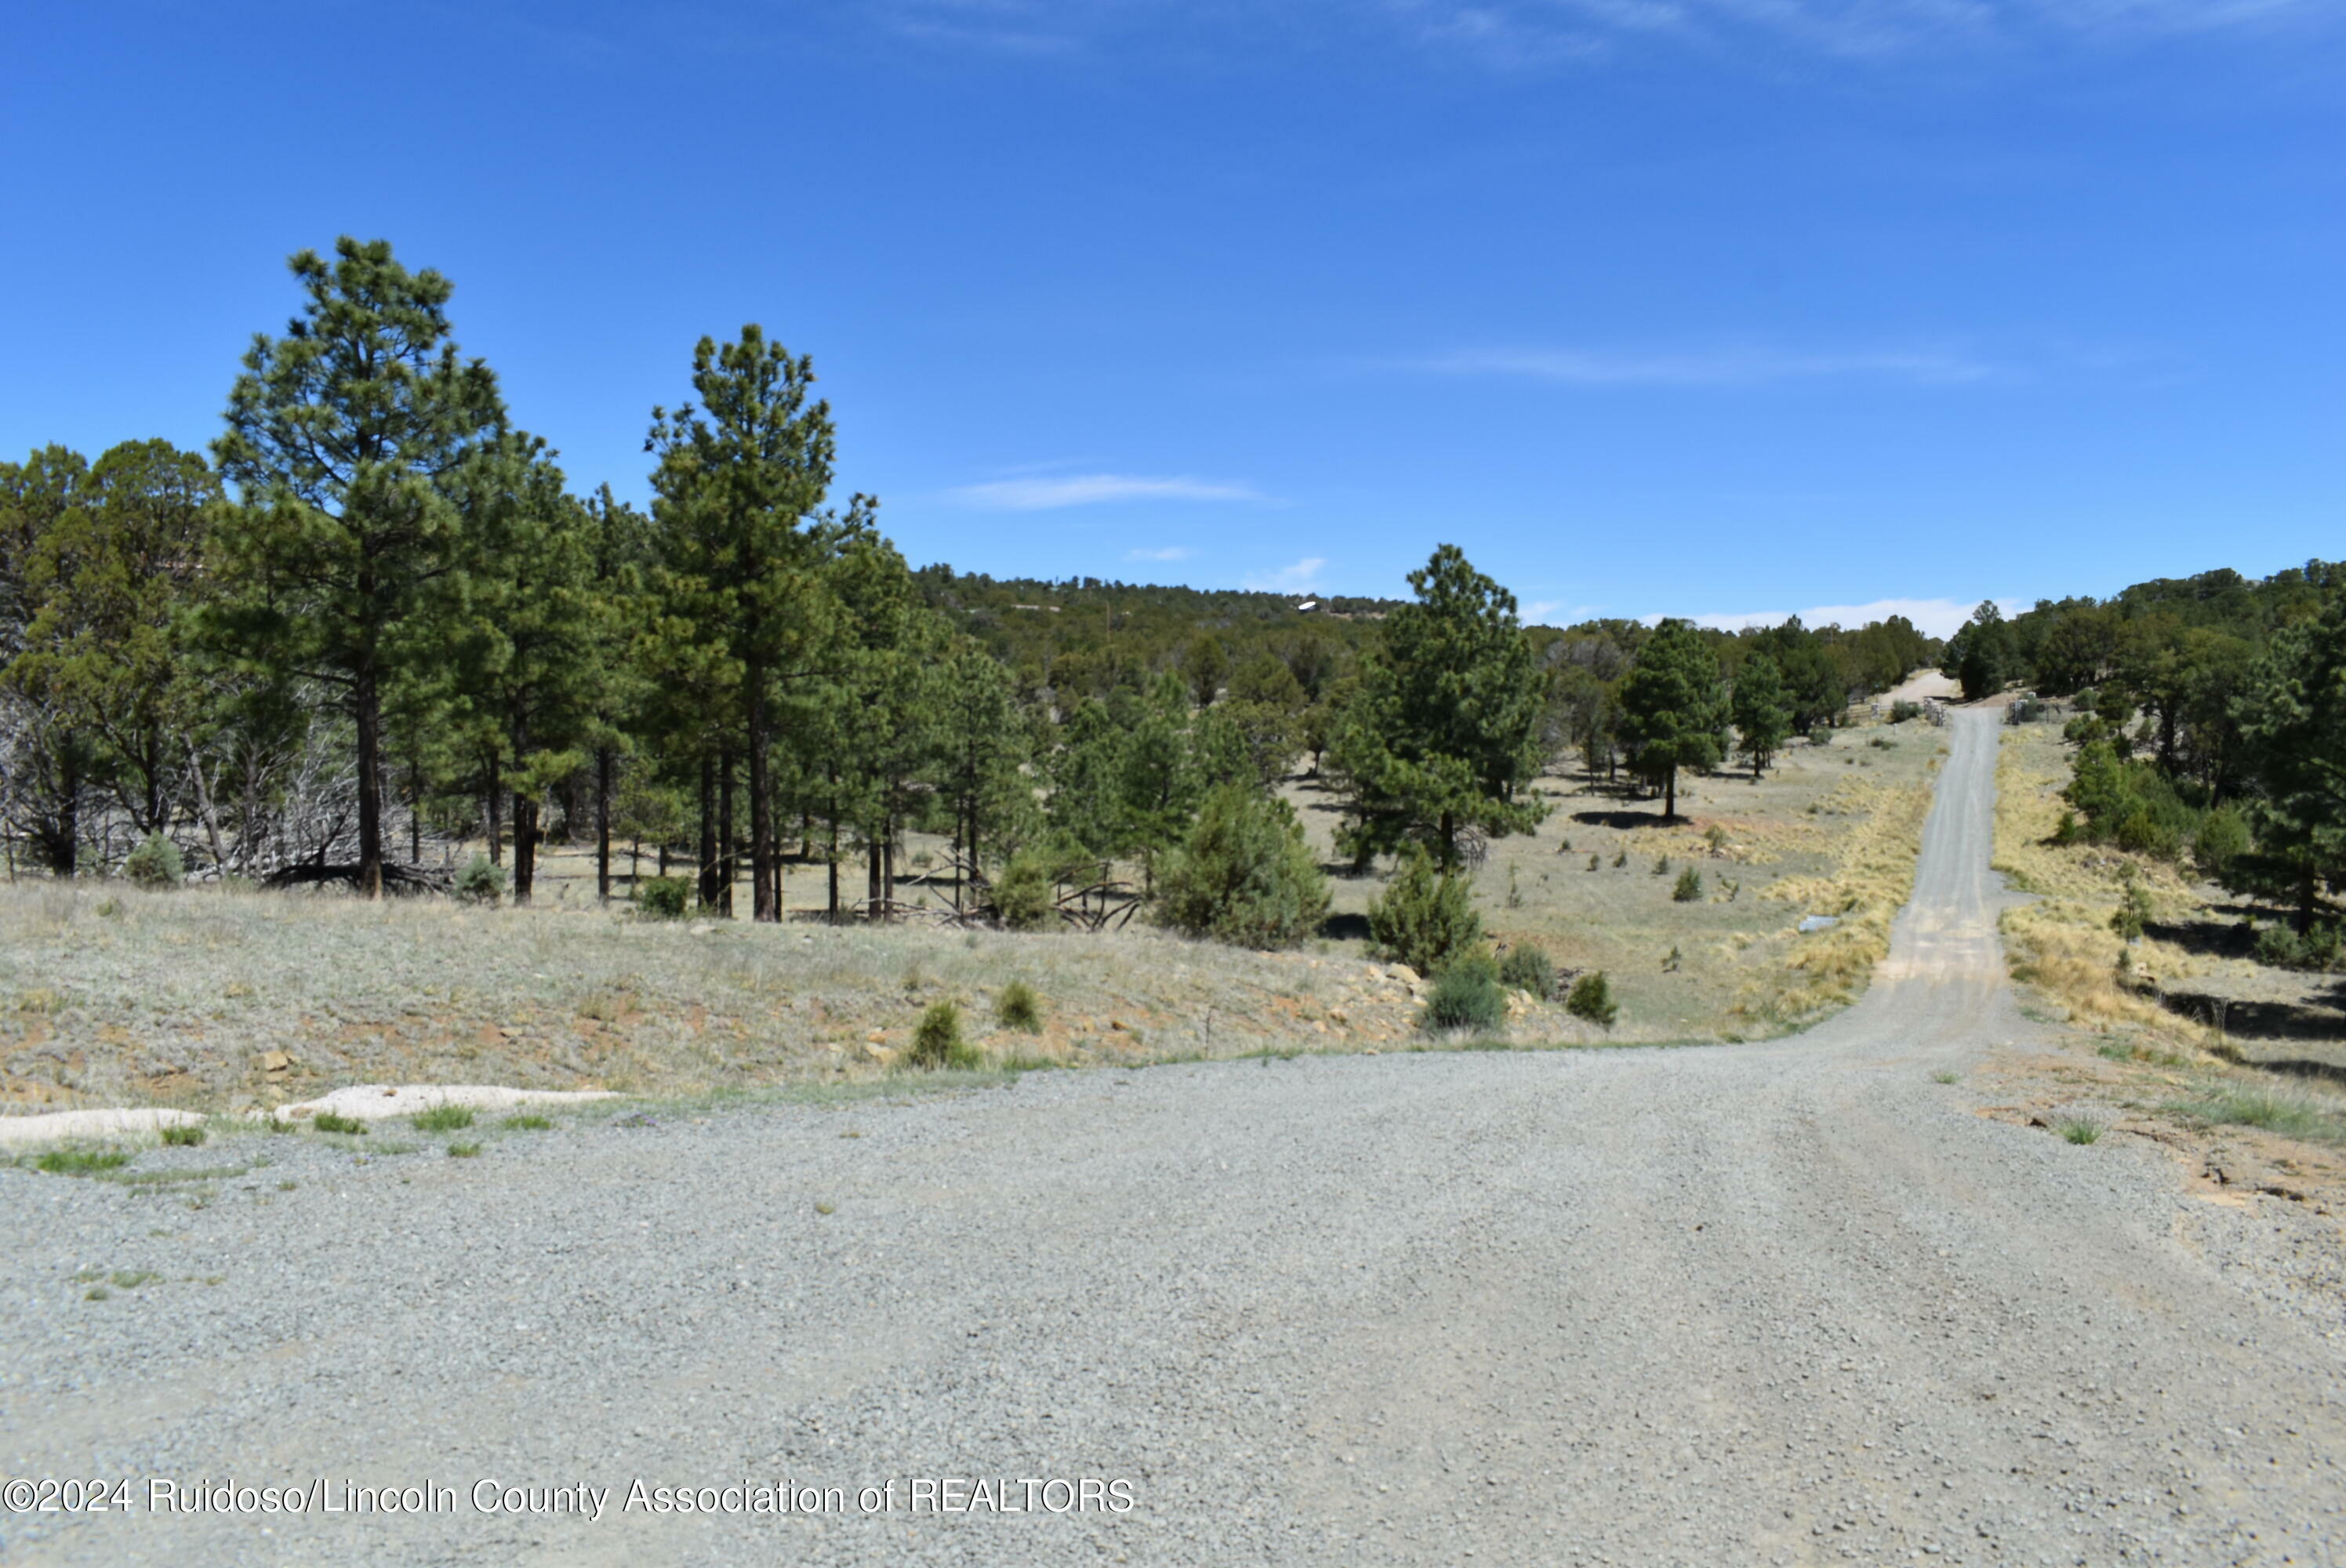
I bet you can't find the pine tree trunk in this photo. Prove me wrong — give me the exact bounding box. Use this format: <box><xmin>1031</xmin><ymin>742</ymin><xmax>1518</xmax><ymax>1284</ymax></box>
<box><xmin>56</xmin><ymin>741</ymin><xmax>80</xmax><ymax>877</ymax></box>
<box><xmin>513</xmin><ymin>794</ymin><xmax>537</xmax><ymax>903</ymax></box>
<box><xmin>595</xmin><ymin>746</ymin><xmax>613</xmax><ymax>904</ymax></box>
<box><xmin>1665</xmin><ymin>769</ymin><xmax>1677</xmax><ymax>822</ymax></box>
<box><xmin>485</xmin><ymin>757</ymin><xmax>503</xmax><ymax>867</ymax></box>
<box><xmin>867</xmin><ymin>835</ymin><xmax>882</xmax><ymax>922</ymax></box>
<box><xmin>511</xmin><ymin>717</ymin><xmax>536</xmax><ymax>903</ymax></box>
<box><xmin>698</xmin><ymin>753</ymin><xmax>718</xmax><ymax>911</ymax></box>
<box><xmin>826</xmin><ymin>765</ymin><xmax>841</xmax><ymax>923</ymax></box>
<box><xmin>355</xmin><ymin>668</ymin><xmax>384</xmax><ymax>898</ymax></box>
<box><xmin>749</xmin><ymin>676</ymin><xmax>777</xmax><ymax>922</ymax></box>
<box><xmin>718</xmin><ymin>750</ymin><xmax>736</xmax><ymax>917</ymax></box>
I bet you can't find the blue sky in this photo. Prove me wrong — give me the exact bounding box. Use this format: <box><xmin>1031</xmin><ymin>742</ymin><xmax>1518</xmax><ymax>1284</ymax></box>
<box><xmin>7</xmin><ymin>2</ymin><xmax>2340</xmax><ymax>635</ymax></box>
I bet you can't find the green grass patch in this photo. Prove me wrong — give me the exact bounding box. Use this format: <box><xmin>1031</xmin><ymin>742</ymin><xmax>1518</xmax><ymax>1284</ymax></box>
<box><xmin>34</xmin><ymin>1148</ymin><xmax>131</xmax><ymax>1175</ymax></box>
<box><xmin>309</xmin><ymin>1112</ymin><xmax>367</xmax><ymax>1135</ymax></box>
<box><xmin>1931</xmin><ymin>1069</ymin><xmax>1960</xmax><ymax>1084</ymax></box>
<box><xmin>446</xmin><ymin>1142</ymin><xmax>482</xmax><ymax>1158</ymax></box>
<box><xmin>159</xmin><ymin>1123</ymin><xmax>207</xmax><ymax>1147</ymax></box>
<box><xmin>2170</xmin><ymin>1086</ymin><xmax>2346</xmax><ymax>1143</ymax></box>
<box><xmin>501</xmin><ymin>1113</ymin><xmax>552</xmax><ymax>1131</ymax></box>
<box><xmin>2058</xmin><ymin>1116</ymin><xmax>2104</xmax><ymax>1145</ymax></box>
<box><xmin>412</xmin><ymin>1104</ymin><xmax>475</xmax><ymax>1133</ymax></box>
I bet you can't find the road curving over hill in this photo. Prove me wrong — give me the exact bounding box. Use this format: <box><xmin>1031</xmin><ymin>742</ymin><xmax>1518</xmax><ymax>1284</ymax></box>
<box><xmin>5</xmin><ymin>711</ymin><xmax>2343</xmax><ymax>1566</ymax></box>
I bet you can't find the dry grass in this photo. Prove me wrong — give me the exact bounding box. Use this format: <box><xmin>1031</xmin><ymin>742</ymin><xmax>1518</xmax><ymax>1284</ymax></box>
<box><xmin>2</xmin><ymin>721</ymin><xmax>1954</xmax><ymax>1111</ymax></box>
<box><xmin>1289</xmin><ymin>718</ymin><xmax>1946</xmax><ymax>1041</ymax></box>
<box><xmin>0</xmin><ymin>880</ymin><xmax>1589</xmax><ymax>1112</ymax></box>
<box><xmin>1992</xmin><ymin>723</ymin><xmax>2214</xmax><ymax>1047</ymax></box>
<box><xmin>1731</xmin><ymin>774</ymin><xmax>1938</xmax><ymax>1025</ymax></box>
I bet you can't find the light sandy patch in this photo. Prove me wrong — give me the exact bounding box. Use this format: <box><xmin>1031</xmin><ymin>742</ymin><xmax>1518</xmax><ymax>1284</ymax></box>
<box><xmin>274</xmin><ymin>1084</ymin><xmax>619</xmax><ymax>1123</ymax></box>
<box><xmin>0</xmin><ymin>1107</ymin><xmax>208</xmax><ymax>1148</ymax></box>
<box><xmin>1878</xmin><ymin>668</ymin><xmax>1959</xmax><ymax>705</ymax></box>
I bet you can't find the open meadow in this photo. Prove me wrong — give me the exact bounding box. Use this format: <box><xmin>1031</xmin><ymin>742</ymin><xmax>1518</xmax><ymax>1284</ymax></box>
<box><xmin>2</xmin><ymin>708</ymin><xmax>1948</xmax><ymax>1119</ymax></box>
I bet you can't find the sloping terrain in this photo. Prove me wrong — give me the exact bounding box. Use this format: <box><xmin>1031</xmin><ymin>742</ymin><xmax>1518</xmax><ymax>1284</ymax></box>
<box><xmin>3</xmin><ymin>713</ymin><xmax>2343</xmax><ymax>1566</ymax></box>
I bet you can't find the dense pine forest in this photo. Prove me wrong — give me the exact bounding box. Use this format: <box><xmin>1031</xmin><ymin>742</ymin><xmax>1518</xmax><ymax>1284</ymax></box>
<box><xmin>0</xmin><ymin>235</ymin><xmax>2041</xmax><ymax>950</ymax></box>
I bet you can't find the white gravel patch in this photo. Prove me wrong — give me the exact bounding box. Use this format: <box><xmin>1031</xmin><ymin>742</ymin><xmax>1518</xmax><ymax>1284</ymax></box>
<box><xmin>0</xmin><ymin>1107</ymin><xmax>208</xmax><ymax>1148</ymax></box>
<box><xmin>274</xmin><ymin>1083</ymin><xmax>619</xmax><ymax>1122</ymax></box>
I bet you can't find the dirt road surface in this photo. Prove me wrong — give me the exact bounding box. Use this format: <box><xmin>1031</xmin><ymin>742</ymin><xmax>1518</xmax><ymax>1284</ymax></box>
<box><xmin>5</xmin><ymin>711</ymin><xmax>2342</xmax><ymax>1566</ymax></box>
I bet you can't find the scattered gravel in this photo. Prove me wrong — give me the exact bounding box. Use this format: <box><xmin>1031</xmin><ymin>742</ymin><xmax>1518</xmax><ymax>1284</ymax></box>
<box><xmin>5</xmin><ymin>713</ymin><xmax>2344</xmax><ymax>1566</ymax></box>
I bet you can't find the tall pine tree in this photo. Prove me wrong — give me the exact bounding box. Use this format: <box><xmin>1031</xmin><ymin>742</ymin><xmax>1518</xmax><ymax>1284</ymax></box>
<box><xmin>208</xmin><ymin>238</ymin><xmax>506</xmax><ymax>898</ymax></box>
<box><xmin>1328</xmin><ymin>544</ymin><xmax>1548</xmax><ymax>867</ymax></box>
<box><xmin>1618</xmin><ymin>619</ymin><xmax>1726</xmax><ymax>821</ymax></box>
<box><xmin>1730</xmin><ymin>652</ymin><xmax>1792</xmax><ymax>780</ymax></box>
<box><xmin>647</xmin><ymin>326</ymin><xmax>852</xmax><ymax>922</ymax></box>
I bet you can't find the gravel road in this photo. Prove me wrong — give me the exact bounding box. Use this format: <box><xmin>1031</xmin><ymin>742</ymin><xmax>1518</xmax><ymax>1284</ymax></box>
<box><xmin>5</xmin><ymin>711</ymin><xmax>2344</xmax><ymax>1566</ymax></box>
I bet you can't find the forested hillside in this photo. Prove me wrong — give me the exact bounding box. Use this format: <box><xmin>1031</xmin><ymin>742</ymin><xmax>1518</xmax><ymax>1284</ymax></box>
<box><xmin>2</xmin><ymin>237</ymin><xmax>1942</xmax><ymax>953</ymax></box>
<box><xmin>1941</xmin><ymin>565</ymin><xmax>2346</xmax><ymax>954</ymax></box>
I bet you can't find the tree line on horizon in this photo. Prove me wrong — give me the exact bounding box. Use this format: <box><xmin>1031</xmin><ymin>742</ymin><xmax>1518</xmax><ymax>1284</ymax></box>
<box><xmin>1942</xmin><ymin>567</ymin><xmax>2346</xmax><ymax>957</ymax></box>
<box><xmin>2</xmin><ymin>236</ymin><xmax>1945</xmax><ymax>947</ymax></box>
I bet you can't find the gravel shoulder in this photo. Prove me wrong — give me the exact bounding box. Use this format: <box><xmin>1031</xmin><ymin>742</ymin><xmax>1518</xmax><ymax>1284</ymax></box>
<box><xmin>5</xmin><ymin>713</ymin><xmax>2345</xmax><ymax>1566</ymax></box>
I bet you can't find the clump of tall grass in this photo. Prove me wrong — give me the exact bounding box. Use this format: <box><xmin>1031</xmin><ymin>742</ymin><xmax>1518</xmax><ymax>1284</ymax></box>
<box><xmin>907</xmin><ymin>1000</ymin><xmax>984</xmax><ymax>1069</ymax></box>
<box><xmin>996</xmin><ymin>980</ymin><xmax>1043</xmax><ymax>1033</ymax></box>
<box><xmin>2170</xmin><ymin>1085</ymin><xmax>2346</xmax><ymax>1142</ymax></box>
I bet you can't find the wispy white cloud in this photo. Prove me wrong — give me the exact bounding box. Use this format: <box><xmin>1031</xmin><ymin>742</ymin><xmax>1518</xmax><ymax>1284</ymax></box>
<box><xmin>1127</xmin><ymin>545</ymin><xmax>1193</xmax><ymax>561</ymax></box>
<box><xmin>950</xmin><ymin>474</ymin><xmax>1263</xmax><ymax>510</ymax></box>
<box><xmin>1393</xmin><ymin>0</ymin><xmax>2329</xmax><ymax>60</ymax></box>
<box><xmin>1246</xmin><ymin>557</ymin><xmax>1328</xmax><ymax>592</ymax></box>
<box><xmin>1425</xmin><ymin>344</ymin><xmax>2003</xmax><ymax>387</ymax></box>
<box><xmin>1668</xmin><ymin>596</ymin><xmax>2021</xmax><ymax>638</ymax></box>
<box><xmin>855</xmin><ymin>0</ymin><xmax>2330</xmax><ymax>75</ymax></box>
